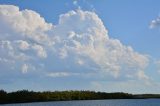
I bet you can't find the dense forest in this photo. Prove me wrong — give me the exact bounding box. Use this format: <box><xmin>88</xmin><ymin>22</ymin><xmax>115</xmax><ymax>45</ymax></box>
<box><xmin>0</xmin><ymin>90</ymin><xmax>160</xmax><ymax>104</ymax></box>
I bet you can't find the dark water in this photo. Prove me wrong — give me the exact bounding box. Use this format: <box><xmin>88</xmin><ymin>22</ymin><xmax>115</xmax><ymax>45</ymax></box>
<box><xmin>1</xmin><ymin>99</ymin><xmax>160</xmax><ymax>106</ymax></box>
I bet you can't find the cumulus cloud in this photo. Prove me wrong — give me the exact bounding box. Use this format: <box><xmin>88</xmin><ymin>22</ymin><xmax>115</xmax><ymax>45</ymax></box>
<box><xmin>15</xmin><ymin>40</ymin><xmax>30</xmax><ymax>51</ymax></box>
<box><xmin>0</xmin><ymin>5</ymin><xmax>150</xmax><ymax>83</ymax></box>
<box><xmin>32</xmin><ymin>44</ymin><xmax>47</xmax><ymax>58</ymax></box>
<box><xmin>150</xmin><ymin>16</ymin><xmax>160</xmax><ymax>29</ymax></box>
<box><xmin>0</xmin><ymin>5</ymin><xmax>52</xmax><ymax>74</ymax></box>
<box><xmin>0</xmin><ymin>5</ymin><xmax>52</xmax><ymax>44</ymax></box>
<box><xmin>0</xmin><ymin>5</ymin><xmax>52</xmax><ymax>32</ymax></box>
<box><xmin>52</xmin><ymin>9</ymin><xmax>149</xmax><ymax>79</ymax></box>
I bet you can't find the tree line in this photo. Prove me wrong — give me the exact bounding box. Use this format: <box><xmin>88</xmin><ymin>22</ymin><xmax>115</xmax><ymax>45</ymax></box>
<box><xmin>0</xmin><ymin>89</ymin><xmax>160</xmax><ymax>104</ymax></box>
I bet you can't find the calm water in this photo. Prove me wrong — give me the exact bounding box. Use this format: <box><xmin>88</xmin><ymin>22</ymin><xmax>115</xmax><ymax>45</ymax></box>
<box><xmin>1</xmin><ymin>99</ymin><xmax>160</xmax><ymax>106</ymax></box>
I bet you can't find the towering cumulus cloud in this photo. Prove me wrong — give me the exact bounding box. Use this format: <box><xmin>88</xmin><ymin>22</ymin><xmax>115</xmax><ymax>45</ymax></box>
<box><xmin>53</xmin><ymin>10</ymin><xmax>149</xmax><ymax>79</ymax></box>
<box><xmin>0</xmin><ymin>5</ymin><xmax>149</xmax><ymax>83</ymax></box>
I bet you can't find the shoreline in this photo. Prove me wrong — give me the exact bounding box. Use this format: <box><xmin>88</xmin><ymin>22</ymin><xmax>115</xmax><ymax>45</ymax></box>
<box><xmin>1</xmin><ymin>90</ymin><xmax>160</xmax><ymax>104</ymax></box>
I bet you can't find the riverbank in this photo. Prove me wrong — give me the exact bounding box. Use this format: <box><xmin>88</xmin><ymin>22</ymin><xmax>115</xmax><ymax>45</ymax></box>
<box><xmin>0</xmin><ymin>90</ymin><xmax>160</xmax><ymax>104</ymax></box>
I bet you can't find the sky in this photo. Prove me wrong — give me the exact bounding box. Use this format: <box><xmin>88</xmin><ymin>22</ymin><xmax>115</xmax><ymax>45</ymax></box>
<box><xmin>0</xmin><ymin>0</ymin><xmax>160</xmax><ymax>94</ymax></box>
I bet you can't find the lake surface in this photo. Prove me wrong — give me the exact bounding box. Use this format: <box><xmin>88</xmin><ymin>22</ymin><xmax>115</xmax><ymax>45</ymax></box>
<box><xmin>1</xmin><ymin>99</ymin><xmax>160</xmax><ymax>106</ymax></box>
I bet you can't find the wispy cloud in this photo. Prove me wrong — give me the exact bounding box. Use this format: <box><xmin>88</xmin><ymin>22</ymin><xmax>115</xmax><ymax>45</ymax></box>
<box><xmin>46</xmin><ymin>72</ymin><xmax>79</xmax><ymax>78</ymax></box>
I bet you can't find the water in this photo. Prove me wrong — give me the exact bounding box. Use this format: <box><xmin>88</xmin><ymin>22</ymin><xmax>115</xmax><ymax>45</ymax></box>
<box><xmin>1</xmin><ymin>99</ymin><xmax>160</xmax><ymax>106</ymax></box>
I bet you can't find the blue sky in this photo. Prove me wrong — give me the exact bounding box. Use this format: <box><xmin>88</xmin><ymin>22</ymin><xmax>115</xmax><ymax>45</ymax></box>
<box><xmin>0</xmin><ymin>0</ymin><xmax>160</xmax><ymax>94</ymax></box>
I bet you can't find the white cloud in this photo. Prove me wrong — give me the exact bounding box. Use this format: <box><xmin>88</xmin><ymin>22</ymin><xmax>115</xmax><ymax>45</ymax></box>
<box><xmin>0</xmin><ymin>5</ymin><xmax>51</xmax><ymax>74</ymax></box>
<box><xmin>21</xmin><ymin>64</ymin><xmax>28</xmax><ymax>74</ymax></box>
<box><xmin>77</xmin><ymin>59</ymin><xmax>84</xmax><ymax>65</ymax></box>
<box><xmin>46</xmin><ymin>72</ymin><xmax>79</xmax><ymax>78</ymax></box>
<box><xmin>150</xmin><ymin>16</ymin><xmax>160</xmax><ymax>29</ymax></box>
<box><xmin>0</xmin><ymin>5</ymin><xmax>53</xmax><ymax>44</ymax></box>
<box><xmin>0</xmin><ymin>5</ymin><xmax>52</xmax><ymax>33</ymax></box>
<box><xmin>0</xmin><ymin>40</ymin><xmax>13</xmax><ymax>50</ymax></box>
<box><xmin>137</xmin><ymin>71</ymin><xmax>151</xmax><ymax>85</ymax></box>
<box><xmin>32</xmin><ymin>44</ymin><xmax>47</xmax><ymax>58</ymax></box>
<box><xmin>52</xmin><ymin>9</ymin><xmax>149</xmax><ymax>79</ymax></box>
<box><xmin>15</xmin><ymin>40</ymin><xmax>30</xmax><ymax>51</ymax></box>
<box><xmin>0</xmin><ymin>5</ymin><xmax>150</xmax><ymax>83</ymax></box>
